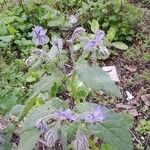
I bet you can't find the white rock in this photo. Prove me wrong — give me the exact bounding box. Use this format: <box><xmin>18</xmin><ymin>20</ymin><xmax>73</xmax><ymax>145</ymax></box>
<box><xmin>125</xmin><ymin>91</ymin><xmax>134</xmax><ymax>101</ymax></box>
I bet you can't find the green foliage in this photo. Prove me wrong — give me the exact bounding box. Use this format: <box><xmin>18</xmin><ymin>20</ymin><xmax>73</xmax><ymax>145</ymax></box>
<box><xmin>76</xmin><ymin>63</ymin><xmax>122</xmax><ymax>98</ymax></box>
<box><xmin>60</xmin><ymin>0</ymin><xmax>143</xmax><ymax>42</ymax></box>
<box><xmin>0</xmin><ymin>123</ymin><xmax>16</xmax><ymax>150</ymax></box>
<box><xmin>18</xmin><ymin>128</ymin><xmax>41</xmax><ymax>150</ymax></box>
<box><xmin>136</xmin><ymin>119</ymin><xmax>150</xmax><ymax>135</ymax></box>
<box><xmin>0</xmin><ymin>1</ymin><xmax>140</xmax><ymax>149</ymax></box>
<box><xmin>0</xmin><ymin>58</ymin><xmax>26</xmax><ymax>115</ymax></box>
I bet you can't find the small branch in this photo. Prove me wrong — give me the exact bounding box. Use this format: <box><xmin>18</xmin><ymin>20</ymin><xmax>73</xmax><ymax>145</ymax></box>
<box><xmin>130</xmin><ymin>131</ymin><xmax>142</xmax><ymax>145</ymax></box>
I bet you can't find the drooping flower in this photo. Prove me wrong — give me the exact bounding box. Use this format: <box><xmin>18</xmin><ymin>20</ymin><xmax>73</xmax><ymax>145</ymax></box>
<box><xmin>36</xmin><ymin>119</ymin><xmax>48</xmax><ymax>133</ymax></box>
<box><xmin>32</xmin><ymin>26</ymin><xmax>49</xmax><ymax>46</ymax></box>
<box><xmin>80</xmin><ymin>106</ymin><xmax>106</xmax><ymax>124</ymax></box>
<box><xmin>53</xmin><ymin>108</ymin><xmax>77</xmax><ymax>121</ymax></box>
<box><xmin>68</xmin><ymin>27</ymin><xmax>86</xmax><ymax>44</ymax></box>
<box><xmin>95</xmin><ymin>30</ymin><xmax>105</xmax><ymax>43</ymax></box>
<box><xmin>99</xmin><ymin>46</ymin><xmax>110</xmax><ymax>59</ymax></box>
<box><xmin>69</xmin><ymin>15</ymin><xmax>78</xmax><ymax>24</ymax></box>
<box><xmin>44</xmin><ymin>126</ymin><xmax>59</xmax><ymax>148</ymax></box>
<box><xmin>73</xmin><ymin>129</ymin><xmax>89</xmax><ymax>150</ymax></box>
<box><xmin>84</xmin><ymin>40</ymin><xmax>96</xmax><ymax>52</ymax></box>
<box><xmin>84</xmin><ymin>30</ymin><xmax>105</xmax><ymax>52</ymax></box>
<box><xmin>25</xmin><ymin>56</ymin><xmax>35</xmax><ymax>66</ymax></box>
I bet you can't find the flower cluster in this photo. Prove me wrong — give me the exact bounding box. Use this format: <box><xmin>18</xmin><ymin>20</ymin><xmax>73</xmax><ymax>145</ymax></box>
<box><xmin>37</xmin><ymin>105</ymin><xmax>106</xmax><ymax>132</ymax></box>
<box><xmin>36</xmin><ymin>105</ymin><xmax>106</xmax><ymax>148</ymax></box>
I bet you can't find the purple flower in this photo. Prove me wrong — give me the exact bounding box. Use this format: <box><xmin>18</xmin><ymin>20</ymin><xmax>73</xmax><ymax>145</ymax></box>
<box><xmin>95</xmin><ymin>30</ymin><xmax>105</xmax><ymax>43</ymax></box>
<box><xmin>84</xmin><ymin>40</ymin><xmax>96</xmax><ymax>52</ymax></box>
<box><xmin>36</xmin><ymin>119</ymin><xmax>48</xmax><ymax>132</ymax></box>
<box><xmin>53</xmin><ymin>108</ymin><xmax>77</xmax><ymax>121</ymax></box>
<box><xmin>84</xmin><ymin>30</ymin><xmax>105</xmax><ymax>52</ymax></box>
<box><xmin>32</xmin><ymin>26</ymin><xmax>49</xmax><ymax>46</ymax></box>
<box><xmin>80</xmin><ymin>106</ymin><xmax>106</xmax><ymax>124</ymax></box>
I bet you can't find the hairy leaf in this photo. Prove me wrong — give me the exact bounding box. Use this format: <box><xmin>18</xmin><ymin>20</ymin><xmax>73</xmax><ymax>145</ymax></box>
<box><xmin>22</xmin><ymin>98</ymin><xmax>66</xmax><ymax>131</ymax></box>
<box><xmin>76</xmin><ymin>63</ymin><xmax>122</xmax><ymax>98</ymax></box>
<box><xmin>18</xmin><ymin>128</ymin><xmax>41</xmax><ymax>150</ymax></box>
<box><xmin>18</xmin><ymin>97</ymin><xmax>37</xmax><ymax>123</ymax></box>
<box><xmin>111</xmin><ymin>42</ymin><xmax>128</xmax><ymax>50</ymax></box>
<box><xmin>88</xmin><ymin>110</ymin><xmax>133</xmax><ymax>150</ymax></box>
<box><xmin>32</xmin><ymin>71</ymin><xmax>63</xmax><ymax>95</ymax></box>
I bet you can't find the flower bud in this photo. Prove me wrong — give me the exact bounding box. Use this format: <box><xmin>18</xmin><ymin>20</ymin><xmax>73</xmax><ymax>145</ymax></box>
<box><xmin>36</xmin><ymin>119</ymin><xmax>48</xmax><ymax>133</ymax></box>
<box><xmin>69</xmin><ymin>15</ymin><xmax>78</xmax><ymax>24</ymax></box>
<box><xmin>44</xmin><ymin>127</ymin><xmax>59</xmax><ymax>148</ymax></box>
<box><xmin>73</xmin><ymin>129</ymin><xmax>89</xmax><ymax>150</ymax></box>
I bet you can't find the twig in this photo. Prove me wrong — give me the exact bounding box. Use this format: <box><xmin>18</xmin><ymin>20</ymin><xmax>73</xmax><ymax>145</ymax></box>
<box><xmin>130</xmin><ymin>131</ymin><xmax>142</xmax><ymax>145</ymax></box>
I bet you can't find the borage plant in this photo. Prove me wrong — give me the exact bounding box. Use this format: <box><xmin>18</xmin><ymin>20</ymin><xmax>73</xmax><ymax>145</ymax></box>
<box><xmin>15</xmin><ymin>20</ymin><xmax>132</xmax><ymax>150</ymax></box>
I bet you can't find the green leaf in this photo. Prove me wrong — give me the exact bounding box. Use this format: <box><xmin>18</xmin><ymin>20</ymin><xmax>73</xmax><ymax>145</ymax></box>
<box><xmin>73</xmin><ymin>43</ymin><xmax>81</xmax><ymax>51</ymax></box>
<box><xmin>26</xmin><ymin>76</ymin><xmax>37</xmax><ymax>83</ymax></box>
<box><xmin>76</xmin><ymin>63</ymin><xmax>122</xmax><ymax>98</ymax></box>
<box><xmin>0</xmin><ymin>25</ymin><xmax>7</xmax><ymax>35</ymax></box>
<box><xmin>101</xmin><ymin>144</ymin><xmax>117</xmax><ymax>150</ymax></box>
<box><xmin>64</xmin><ymin>121</ymin><xmax>79</xmax><ymax>142</ymax></box>
<box><xmin>32</xmin><ymin>71</ymin><xmax>62</xmax><ymax>95</ymax></box>
<box><xmin>88</xmin><ymin>112</ymin><xmax>133</xmax><ymax>150</ymax></box>
<box><xmin>75</xmin><ymin>102</ymin><xmax>97</xmax><ymax>113</ymax></box>
<box><xmin>1</xmin><ymin>123</ymin><xmax>16</xmax><ymax>150</ymax></box>
<box><xmin>0</xmin><ymin>35</ymin><xmax>14</xmax><ymax>43</ymax></box>
<box><xmin>22</xmin><ymin>98</ymin><xmax>66</xmax><ymax>131</ymax></box>
<box><xmin>89</xmin><ymin>139</ymin><xmax>99</xmax><ymax>150</ymax></box>
<box><xmin>9</xmin><ymin>104</ymin><xmax>24</xmax><ymax>116</ymax></box>
<box><xmin>111</xmin><ymin>42</ymin><xmax>128</xmax><ymax>50</ymax></box>
<box><xmin>90</xmin><ymin>19</ymin><xmax>99</xmax><ymax>33</ymax></box>
<box><xmin>60</xmin><ymin>126</ymin><xmax>67</xmax><ymax>150</ymax></box>
<box><xmin>7</xmin><ymin>24</ymin><xmax>18</xmax><ymax>35</ymax></box>
<box><xmin>106</xmin><ymin>27</ymin><xmax>116</xmax><ymax>42</ymax></box>
<box><xmin>18</xmin><ymin>97</ymin><xmax>37</xmax><ymax>122</ymax></box>
<box><xmin>18</xmin><ymin>128</ymin><xmax>41</xmax><ymax>150</ymax></box>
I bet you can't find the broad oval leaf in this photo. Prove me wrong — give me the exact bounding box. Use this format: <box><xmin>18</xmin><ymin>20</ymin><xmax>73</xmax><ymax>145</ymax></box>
<box><xmin>111</xmin><ymin>42</ymin><xmax>128</xmax><ymax>50</ymax></box>
<box><xmin>18</xmin><ymin>128</ymin><xmax>41</xmax><ymax>150</ymax></box>
<box><xmin>76</xmin><ymin>63</ymin><xmax>122</xmax><ymax>98</ymax></box>
<box><xmin>88</xmin><ymin>116</ymin><xmax>133</xmax><ymax>150</ymax></box>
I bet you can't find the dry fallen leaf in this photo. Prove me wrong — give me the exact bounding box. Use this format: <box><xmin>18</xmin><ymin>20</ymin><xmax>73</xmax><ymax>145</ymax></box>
<box><xmin>141</xmin><ymin>94</ymin><xmax>150</xmax><ymax>106</ymax></box>
<box><xmin>102</xmin><ymin>66</ymin><xmax>120</xmax><ymax>82</ymax></box>
<box><xmin>128</xmin><ymin>109</ymin><xmax>138</xmax><ymax>117</ymax></box>
<box><xmin>124</xmin><ymin>65</ymin><xmax>137</xmax><ymax>73</ymax></box>
<box><xmin>125</xmin><ymin>91</ymin><xmax>134</xmax><ymax>101</ymax></box>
